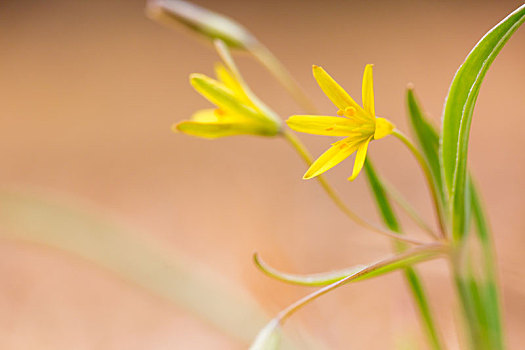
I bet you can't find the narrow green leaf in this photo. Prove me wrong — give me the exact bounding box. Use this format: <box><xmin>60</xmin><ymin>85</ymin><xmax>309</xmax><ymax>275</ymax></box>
<box><xmin>451</xmin><ymin>180</ymin><xmax>504</xmax><ymax>350</ymax></box>
<box><xmin>440</xmin><ymin>4</ymin><xmax>525</xmax><ymax>240</ymax></box>
<box><xmin>254</xmin><ymin>253</ymin><xmax>364</xmax><ymax>286</ymax></box>
<box><xmin>254</xmin><ymin>244</ymin><xmax>443</xmax><ymax>288</ymax></box>
<box><xmin>364</xmin><ymin>160</ymin><xmax>401</xmax><ymax>231</ymax></box>
<box><xmin>406</xmin><ymin>88</ymin><xmax>444</xmax><ymax>204</ymax></box>
<box><xmin>470</xmin><ymin>180</ymin><xmax>505</xmax><ymax>349</ymax></box>
<box><xmin>470</xmin><ymin>180</ymin><xmax>490</xmax><ymax>242</ymax></box>
<box><xmin>252</xmin><ymin>247</ymin><xmax>441</xmax><ymax>350</ymax></box>
<box><xmin>254</xmin><ymin>243</ymin><xmax>446</xmax><ymax>348</ymax></box>
<box><xmin>364</xmin><ymin>160</ymin><xmax>444</xmax><ymax>350</ymax></box>
<box><xmin>406</xmin><ymin>85</ymin><xmax>504</xmax><ymax>347</ymax></box>
<box><xmin>439</xmin><ymin>6</ymin><xmax>523</xmax><ymax>348</ymax></box>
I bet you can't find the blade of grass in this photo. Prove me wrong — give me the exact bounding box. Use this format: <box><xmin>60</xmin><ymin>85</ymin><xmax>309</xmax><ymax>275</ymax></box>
<box><xmin>364</xmin><ymin>160</ymin><xmax>445</xmax><ymax>350</ymax></box>
<box><xmin>406</xmin><ymin>88</ymin><xmax>445</xmax><ymax>207</ymax></box>
<box><xmin>440</xmin><ymin>4</ymin><xmax>525</xmax><ymax>242</ymax></box>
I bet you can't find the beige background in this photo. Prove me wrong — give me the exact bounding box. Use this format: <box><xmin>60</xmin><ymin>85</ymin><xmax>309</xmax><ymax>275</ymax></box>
<box><xmin>1</xmin><ymin>0</ymin><xmax>524</xmax><ymax>349</ymax></box>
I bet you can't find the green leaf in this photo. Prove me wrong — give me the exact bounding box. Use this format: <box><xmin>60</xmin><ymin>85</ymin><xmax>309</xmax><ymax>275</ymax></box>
<box><xmin>406</xmin><ymin>88</ymin><xmax>444</xmax><ymax>204</ymax></box>
<box><xmin>440</xmin><ymin>4</ymin><xmax>525</xmax><ymax>240</ymax></box>
<box><xmin>469</xmin><ymin>180</ymin><xmax>505</xmax><ymax>349</ymax></box>
<box><xmin>363</xmin><ymin>160</ymin><xmax>401</xmax><ymax>232</ymax></box>
<box><xmin>252</xmin><ymin>244</ymin><xmax>446</xmax><ymax>348</ymax></box>
<box><xmin>254</xmin><ymin>245</ymin><xmax>443</xmax><ymax>287</ymax></box>
<box><xmin>254</xmin><ymin>253</ymin><xmax>364</xmax><ymax>286</ymax></box>
<box><xmin>364</xmin><ymin>160</ymin><xmax>444</xmax><ymax>350</ymax></box>
<box><xmin>439</xmin><ymin>7</ymin><xmax>524</xmax><ymax>347</ymax></box>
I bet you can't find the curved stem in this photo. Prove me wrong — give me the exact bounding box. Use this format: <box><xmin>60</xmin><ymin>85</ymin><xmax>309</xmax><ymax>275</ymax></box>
<box><xmin>283</xmin><ymin>130</ymin><xmax>427</xmax><ymax>245</ymax></box>
<box><xmin>249</xmin><ymin>43</ymin><xmax>318</xmax><ymax>114</ymax></box>
<box><xmin>393</xmin><ymin>130</ymin><xmax>447</xmax><ymax>239</ymax></box>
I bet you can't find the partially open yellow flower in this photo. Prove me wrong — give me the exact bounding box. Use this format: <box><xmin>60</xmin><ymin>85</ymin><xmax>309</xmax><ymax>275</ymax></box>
<box><xmin>175</xmin><ymin>41</ymin><xmax>281</xmax><ymax>139</ymax></box>
<box><xmin>287</xmin><ymin>65</ymin><xmax>395</xmax><ymax>181</ymax></box>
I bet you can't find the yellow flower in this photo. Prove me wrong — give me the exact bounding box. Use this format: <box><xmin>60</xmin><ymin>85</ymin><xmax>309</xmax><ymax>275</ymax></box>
<box><xmin>286</xmin><ymin>65</ymin><xmax>395</xmax><ymax>181</ymax></box>
<box><xmin>175</xmin><ymin>41</ymin><xmax>281</xmax><ymax>139</ymax></box>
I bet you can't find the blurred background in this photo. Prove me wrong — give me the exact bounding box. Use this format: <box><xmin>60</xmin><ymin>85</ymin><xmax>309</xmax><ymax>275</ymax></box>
<box><xmin>1</xmin><ymin>0</ymin><xmax>524</xmax><ymax>349</ymax></box>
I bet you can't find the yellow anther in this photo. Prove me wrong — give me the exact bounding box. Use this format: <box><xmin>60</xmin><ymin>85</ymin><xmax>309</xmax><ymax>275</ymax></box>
<box><xmin>345</xmin><ymin>107</ymin><xmax>356</xmax><ymax>116</ymax></box>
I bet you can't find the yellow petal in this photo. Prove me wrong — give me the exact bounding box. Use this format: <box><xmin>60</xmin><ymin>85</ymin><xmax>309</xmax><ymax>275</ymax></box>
<box><xmin>214</xmin><ymin>63</ymin><xmax>243</xmax><ymax>95</ymax></box>
<box><xmin>190</xmin><ymin>108</ymin><xmax>220</xmax><ymax>123</ymax></box>
<box><xmin>190</xmin><ymin>73</ymin><xmax>267</xmax><ymax>123</ymax></box>
<box><xmin>174</xmin><ymin>120</ymin><xmax>232</xmax><ymax>139</ymax></box>
<box><xmin>362</xmin><ymin>64</ymin><xmax>375</xmax><ymax>117</ymax></box>
<box><xmin>215</xmin><ymin>63</ymin><xmax>255</xmax><ymax>108</ymax></box>
<box><xmin>374</xmin><ymin>117</ymin><xmax>395</xmax><ymax>140</ymax></box>
<box><xmin>286</xmin><ymin>115</ymin><xmax>362</xmax><ymax>136</ymax></box>
<box><xmin>303</xmin><ymin>139</ymin><xmax>359</xmax><ymax>179</ymax></box>
<box><xmin>348</xmin><ymin>136</ymin><xmax>373</xmax><ymax>181</ymax></box>
<box><xmin>174</xmin><ymin>118</ymin><xmax>278</xmax><ymax>139</ymax></box>
<box><xmin>312</xmin><ymin>66</ymin><xmax>366</xmax><ymax>115</ymax></box>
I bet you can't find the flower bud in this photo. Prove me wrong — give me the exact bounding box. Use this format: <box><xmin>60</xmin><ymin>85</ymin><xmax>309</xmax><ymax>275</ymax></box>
<box><xmin>146</xmin><ymin>0</ymin><xmax>257</xmax><ymax>50</ymax></box>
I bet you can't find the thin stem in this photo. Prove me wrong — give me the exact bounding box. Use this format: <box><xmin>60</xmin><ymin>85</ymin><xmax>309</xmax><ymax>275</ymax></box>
<box><xmin>249</xmin><ymin>43</ymin><xmax>318</xmax><ymax>114</ymax></box>
<box><xmin>392</xmin><ymin>130</ymin><xmax>447</xmax><ymax>239</ymax></box>
<box><xmin>283</xmin><ymin>130</ymin><xmax>427</xmax><ymax>246</ymax></box>
<box><xmin>277</xmin><ymin>243</ymin><xmax>448</xmax><ymax>324</ymax></box>
<box><xmin>381</xmin><ymin>178</ymin><xmax>439</xmax><ymax>240</ymax></box>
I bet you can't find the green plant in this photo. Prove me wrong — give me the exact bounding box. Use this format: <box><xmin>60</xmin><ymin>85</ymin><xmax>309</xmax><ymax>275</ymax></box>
<box><xmin>147</xmin><ymin>1</ymin><xmax>525</xmax><ymax>348</ymax></box>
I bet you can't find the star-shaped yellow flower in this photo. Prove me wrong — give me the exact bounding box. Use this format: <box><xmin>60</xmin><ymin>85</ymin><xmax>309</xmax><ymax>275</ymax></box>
<box><xmin>175</xmin><ymin>41</ymin><xmax>281</xmax><ymax>139</ymax></box>
<box><xmin>286</xmin><ymin>65</ymin><xmax>395</xmax><ymax>181</ymax></box>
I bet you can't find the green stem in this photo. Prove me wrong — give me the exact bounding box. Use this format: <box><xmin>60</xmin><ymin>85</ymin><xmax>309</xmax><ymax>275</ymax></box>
<box><xmin>249</xmin><ymin>43</ymin><xmax>318</xmax><ymax>114</ymax></box>
<box><xmin>283</xmin><ymin>131</ymin><xmax>426</xmax><ymax>246</ymax></box>
<box><xmin>393</xmin><ymin>130</ymin><xmax>447</xmax><ymax>239</ymax></box>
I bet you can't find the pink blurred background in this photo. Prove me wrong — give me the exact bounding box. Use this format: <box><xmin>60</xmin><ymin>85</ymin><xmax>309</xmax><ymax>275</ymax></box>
<box><xmin>1</xmin><ymin>0</ymin><xmax>524</xmax><ymax>348</ymax></box>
